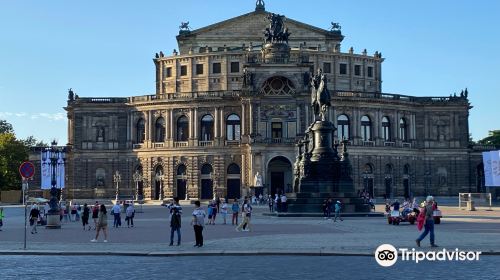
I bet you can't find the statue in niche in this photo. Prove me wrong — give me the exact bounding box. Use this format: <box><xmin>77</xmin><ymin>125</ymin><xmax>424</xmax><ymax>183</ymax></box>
<box><xmin>242</xmin><ymin>68</ymin><xmax>254</xmax><ymax>88</ymax></box>
<box><xmin>97</xmin><ymin>126</ymin><xmax>105</xmax><ymax>142</ymax></box>
<box><xmin>254</xmin><ymin>172</ymin><xmax>263</xmax><ymax>187</ymax></box>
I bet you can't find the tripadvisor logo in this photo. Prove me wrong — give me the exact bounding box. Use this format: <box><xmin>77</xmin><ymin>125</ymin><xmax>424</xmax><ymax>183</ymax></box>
<box><xmin>374</xmin><ymin>244</ymin><xmax>482</xmax><ymax>267</ymax></box>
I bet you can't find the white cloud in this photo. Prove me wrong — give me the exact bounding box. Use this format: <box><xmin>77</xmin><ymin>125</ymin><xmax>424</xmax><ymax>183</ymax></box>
<box><xmin>1</xmin><ymin>112</ymin><xmax>65</xmax><ymax>121</ymax></box>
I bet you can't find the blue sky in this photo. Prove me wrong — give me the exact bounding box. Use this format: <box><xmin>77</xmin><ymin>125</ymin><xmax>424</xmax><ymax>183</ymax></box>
<box><xmin>1</xmin><ymin>0</ymin><xmax>499</xmax><ymax>143</ymax></box>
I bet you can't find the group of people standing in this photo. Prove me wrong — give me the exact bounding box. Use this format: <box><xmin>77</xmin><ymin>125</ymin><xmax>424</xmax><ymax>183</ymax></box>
<box><xmin>268</xmin><ymin>193</ymin><xmax>287</xmax><ymax>213</ymax></box>
<box><xmin>322</xmin><ymin>198</ymin><xmax>343</xmax><ymax>222</ymax></box>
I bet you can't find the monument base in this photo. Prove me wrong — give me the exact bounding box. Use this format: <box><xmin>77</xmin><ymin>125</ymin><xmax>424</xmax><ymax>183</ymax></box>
<box><xmin>45</xmin><ymin>213</ymin><xmax>61</xmax><ymax>229</ymax></box>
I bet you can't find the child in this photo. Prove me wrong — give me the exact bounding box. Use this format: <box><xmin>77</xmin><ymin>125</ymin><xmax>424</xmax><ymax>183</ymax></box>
<box><xmin>207</xmin><ymin>202</ymin><xmax>213</xmax><ymax>225</ymax></box>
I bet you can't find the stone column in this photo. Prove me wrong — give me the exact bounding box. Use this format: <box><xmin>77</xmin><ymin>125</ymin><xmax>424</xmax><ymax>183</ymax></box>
<box><xmin>305</xmin><ymin>104</ymin><xmax>309</xmax><ymax>127</ymax></box>
<box><xmin>194</xmin><ymin>108</ymin><xmax>198</xmax><ymax>140</ymax></box>
<box><xmin>241</xmin><ymin>102</ymin><xmax>246</xmax><ymax>136</ymax></box>
<box><xmin>189</xmin><ymin>108</ymin><xmax>194</xmax><ymax>143</ymax></box>
<box><xmin>214</xmin><ymin>107</ymin><xmax>219</xmax><ymax>138</ymax></box>
<box><xmin>296</xmin><ymin>105</ymin><xmax>301</xmax><ymax>134</ymax></box>
<box><xmin>169</xmin><ymin>109</ymin><xmax>174</xmax><ymax>140</ymax></box>
<box><xmin>249</xmin><ymin>102</ymin><xmax>254</xmax><ymax>135</ymax></box>
<box><xmin>220</xmin><ymin>107</ymin><xmax>225</xmax><ymax>142</ymax></box>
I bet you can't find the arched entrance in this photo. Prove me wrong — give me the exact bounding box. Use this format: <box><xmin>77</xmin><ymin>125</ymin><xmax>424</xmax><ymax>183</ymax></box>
<box><xmin>477</xmin><ymin>163</ymin><xmax>485</xmax><ymax>193</ymax></box>
<box><xmin>403</xmin><ymin>164</ymin><xmax>411</xmax><ymax>199</ymax></box>
<box><xmin>226</xmin><ymin>163</ymin><xmax>241</xmax><ymax>199</ymax></box>
<box><xmin>200</xmin><ymin>164</ymin><xmax>213</xmax><ymax>199</ymax></box>
<box><xmin>362</xmin><ymin>164</ymin><xmax>374</xmax><ymax>198</ymax></box>
<box><xmin>267</xmin><ymin>156</ymin><xmax>292</xmax><ymax>196</ymax></box>
<box><xmin>154</xmin><ymin>166</ymin><xmax>163</xmax><ymax>200</ymax></box>
<box><xmin>384</xmin><ymin>164</ymin><xmax>393</xmax><ymax>198</ymax></box>
<box><xmin>176</xmin><ymin>164</ymin><xmax>187</xmax><ymax>200</ymax></box>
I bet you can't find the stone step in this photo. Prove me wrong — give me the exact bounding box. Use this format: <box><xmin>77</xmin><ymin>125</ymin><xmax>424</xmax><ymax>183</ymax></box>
<box><xmin>287</xmin><ymin>192</ymin><xmax>358</xmax><ymax>198</ymax></box>
<box><xmin>287</xmin><ymin>197</ymin><xmax>365</xmax><ymax>204</ymax></box>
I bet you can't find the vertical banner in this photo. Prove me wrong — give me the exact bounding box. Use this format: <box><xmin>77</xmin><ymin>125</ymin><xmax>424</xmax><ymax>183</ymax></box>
<box><xmin>41</xmin><ymin>151</ymin><xmax>51</xmax><ymax>189</ymax></box>
<box><xmin>57</xmin><ymin>154</ymin><xmax>65</xmax><ymax>188</ymax></box>
<box><xmin>491</xmin><ymin>150</ymin><xmax>500</xmax><ymax>187</ymax></box>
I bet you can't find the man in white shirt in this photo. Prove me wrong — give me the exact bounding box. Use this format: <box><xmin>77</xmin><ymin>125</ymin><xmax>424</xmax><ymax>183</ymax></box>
<box><xmin>191</xmin><ymin>201</ymin><xmax>206</xmax><ymax>247</ymax></box>
<box><xmin>236</xmin><ymin>200</ymin><xmax>252</xmax><ymax>232</ymax></box>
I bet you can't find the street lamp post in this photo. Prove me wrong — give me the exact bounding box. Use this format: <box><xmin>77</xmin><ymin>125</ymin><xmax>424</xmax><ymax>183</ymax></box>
<box><xmin>132</xmin><ymin>170</ymin><xmax>143</xmax><ymax>201</ymax></box>
<box><xmin>113</xmin><ymin>171</ymin><xmax>121</xmax><ymax>201</ymax></box>
<box><xmin>42</xmin><ymin>141</ymin><xmax>66</xmax><ymax>229</ymax></box>
<box><xmin>211</xmin><ymin>172</ymin><xmax>219</xmax><ymax>200</ymax></box>
<box><xmin>155</xmin><ymin>170</ymin><xmax>164</xmax><ymax>201</ymax></box>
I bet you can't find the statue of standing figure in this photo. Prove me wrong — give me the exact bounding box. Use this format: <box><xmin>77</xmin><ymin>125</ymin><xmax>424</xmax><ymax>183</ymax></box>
<box><xmin>310</xmin><ymin>69</ymin><xmax>331</xmax><ymax>122</ymax></box>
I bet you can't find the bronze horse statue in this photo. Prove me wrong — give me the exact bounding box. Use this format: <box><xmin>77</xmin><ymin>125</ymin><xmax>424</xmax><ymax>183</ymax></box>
<box><xmin>311</xmin><ymin>69</ymin><xmax>331</xmax><ymax>122</ymax></box>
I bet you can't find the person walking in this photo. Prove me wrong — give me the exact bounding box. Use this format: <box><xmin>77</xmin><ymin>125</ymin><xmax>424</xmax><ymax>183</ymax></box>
<box><xmin>268</xmin><ymin>195</ymin><xmax>273</xmax><ymax>213</ymax></box>
<box><xmin>211</xmin><ymin>200</ymin><xmax>218</xmax><ymax>225</ymax></box>
<box><xmin>111</xmin><ymin>202</ymin><xmax>122</xmax><ymax>228</ymax></box>
<box><xmin>416</xmin><ymin>196</ymin><xmax>438</xmax><ymax>248</ymax></box>
<box><xmin>169</xmin><ymin>197</ymin><xmax>182</xmax><ymax>246</ymax></box>
<box><xmin>91</xmin><ymin>204</ymin><xmax>108</xmax><ymax>242</ymax></box>
<box><xmin>82</xmin><ymin>203</ymin><xmax>91</xmax><ymax>230</ymax></box>
<box><xmin>334</xmin><ymin>200</ymin><xmax>343</xmax><ymax>222</ymax></box>
<box><xmin>92</xmin><ymin>201</ymin><xmax>99</xmax><ymax>229</ymax></box>
<box><xmin>0</xmin><ymin>207</ymin><xmax>4</xmax><ymax>231</ymax></box>
<box><xmin>29</xmin><ymin>204</ymin><xmax>40</xmax><ymax>234</ymax></box>
<box><xmin>281</xmin><ymin>194</ymin><xmax>287</xmax><ymax>212</ymax></box>
<box><xmin>125</xmin><ymin>203</ymin><xmax>135</xmax><ymax>228</ymax></box>
<box><xmin>231</xmin><ymin>199</ymin><xmax>239</xmax><ymax>225</ymax></box>
<box><xmin>191</xmin><ymin>201</ymin><xmax>206</xmax><ymax>247</ymax></box>
<box><xmin>236</xmin><ymin>199</ymin><xmax>252</xmax><ymax>232</ymax></box>
<box><xmin>220</xmin><ymin>199</ymin><xmax>228</xmax><ymax>225</ymax></box>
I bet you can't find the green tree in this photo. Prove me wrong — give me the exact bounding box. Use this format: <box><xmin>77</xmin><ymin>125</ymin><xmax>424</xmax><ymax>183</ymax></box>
<box><xmin>0</xmin><ymin>133</ymin><xmax>29</xmax><ymax>190</ymax></box>
<box><xmin>478</xmin><ymin>130</ymin><xmax>500</xmax><ymax>146</ymax></box>
<box><xmin>0</xmin><ymin>120</ymin><xmax>13</xmax><ymax>134</ymax></box>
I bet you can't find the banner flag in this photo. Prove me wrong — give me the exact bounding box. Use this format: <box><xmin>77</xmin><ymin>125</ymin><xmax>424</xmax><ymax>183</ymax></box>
<box><xmin>40</xmin><ymin>151</ymin><xmax>65</xmax><ymax>189</ymax></box>
<box><xmin>41</xmin><ymin>151</ymin><xmax>51</xmax><ymax>189</ymax></box>
<box><xmin>491</xmin><ymin>150</ymin><xmax>500</xmax><ymax>187</ymax></box>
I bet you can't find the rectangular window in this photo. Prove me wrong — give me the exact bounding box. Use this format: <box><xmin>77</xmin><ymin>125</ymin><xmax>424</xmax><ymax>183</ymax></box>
<box><xmin>212</xmin><ymin>63</ymin><xmax>221</xmax><ymax>74</ymax></box>
<box><xmin>367</xmin><ymin>66</ymin><xmax>373</xmax><ymax>78</ymax></box>
<box><xmin>180</xmin><ymin>65</ymin><xmax>187</xmax><ymax>76</ymax></box>
<box><xmin>195</xmin><ymin>64</ymin><xmax>204</xmax><ymax>75</ymax></box>
<box><xmin>323</xmin><ymin>62</ymin><xmax>331</xmax><ymax>73</ymax></box>
<box><xmin>354</xmin><ymin>65</ymin><xmax>361</xmax><ymax>76</ymax></box>
<box><xmin>339</xmin><ymin>63</ymin><xmax>347</xmax><ymax>75</ymax></box>
<box><xmin>230</xmin><ymin>62</ymin><xmax>240</xmax><ymax>73</ymax></box>
<box><xmin>271</xmin><ymin>122</ymin><xmax>283</xmax><ymax>139</ymax></box>
<box><xmin>165</xmin><ymin>67</ymin><xmax>172</xmax><ymax>78</ymax></box>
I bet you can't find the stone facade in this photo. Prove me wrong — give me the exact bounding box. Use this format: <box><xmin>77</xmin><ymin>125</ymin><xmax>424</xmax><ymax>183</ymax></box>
<box><xmin>57</xmin><ymin>5</ymin><xmax>495</xmax><ymax>201</ymax></box>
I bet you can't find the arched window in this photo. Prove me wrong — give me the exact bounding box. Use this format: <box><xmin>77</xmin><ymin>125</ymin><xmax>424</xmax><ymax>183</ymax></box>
<box><xmin>226</xmin><ymin>114</ymin><xmax>241</xmax><ymax>141</ymax></box>
<box><xmin>200</xmin><ymin>115</ymin><xmax>214</xmax><ymax>141</ymax></box>
<box><xmin>363</xmin><ymin>164</ymin><xmax>373</xmax><ymax>174</ymax></box>
<box><xmin>400</xmin><ymin>118</ymin><xmax>408</xmax><ymax>142</ymax></box>
<box><xmin>227</xmin><ymin>163</ymin><xmax>241</xmax><ymax>174</ymax></box>
<box><xmin>361</xmin><ymin>115</ymin><xmax>372</xmax><ymax>141</ymax></box>
<box><xmin>155</xmin><ymin>117</ymin><xmax>165</xmax><ymax>142</ymax></box>
<box><xmin>176</xmin><ymin>115</ymin><xmax>189</xmax><ymax>141</ymax></box>
<box><xmin>382</xmin><ymin>116</ymin><xmax>391</xmax><ymax>141</ymax></box>
<box><xmin>385</xmin><ymin>164</ymin><xmax>393</xmax><ymax>175</ymax></box>
<box><xmin>403</xmin><ymin>164</ymin><xmax>410</xmax><ymax>175</ymax></box>
<box><xmin>201</xmin><ymin>164</ymin><xmax>213</xmax><ymax>175</ymax></box>
<box><xmin>337</xmin><ymin>114</ymin><xmax>350</xmax><ymax>140</ymax></box>
<box><xmin>260</xmin><ymin>76</ymin><xmax>296</xmax><ymax>96</ymax></box>
<box><xmin>136</xmin><ymin>119</ymin><xmax>145</xmax><ymax>143</ymax></box>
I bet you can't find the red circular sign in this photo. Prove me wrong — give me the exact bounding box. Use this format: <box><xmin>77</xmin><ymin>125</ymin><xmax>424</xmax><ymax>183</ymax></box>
<box><xmin>19</xmin><ymin>161</ymin><xmax>35</xmax><ymax>179</ymax></box>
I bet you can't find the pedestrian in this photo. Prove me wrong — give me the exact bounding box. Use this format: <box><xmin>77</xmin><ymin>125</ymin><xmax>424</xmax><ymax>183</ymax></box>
<box><xmin>268</xmin><ymin>195</ymin><xmax>273</xmax><ymax>212</ymax></box>
<box><xmin>220</xmin><ymin>198</ymin><xmax>228</xmax><ymax>225</ymax></box>
<box><xmin>111</xmin><ymin>202</ymin><xmax>122</xmax><ymax>228</ymax></box>
<box><xmin>216</xmin><ymin>196</ymin><xmax>221</xmax><ymax>213</ymax></box>
<box><xmin>82</xmin><ymin>203</ymin><xmax>91</xmax><ymax>230</ymax></box>
<box><xmin>281</xmin><ymin>193</ymin><xmax>287</xmax><ymax>212</ymax></box>
<box><xmin>322</xmin><ymin>199</ymin><xmax>328</xmax><ymax>219</ymax></box>
<box><xmin>416</xmin><ymin>196</ymin><xmax>438</xmax><ymax>248</ymax></box>
<box><xmin>169</xmin><ymin>197</ymin><xmax>182</xmax><ymax>246</ymax></box>
<box><xmin>91</xmin><ymin>204</ymin><xmax>108</xmax><ymax>242</ymax></box>
<box><xmin>326</xmin><ymin>198</ymin><xmax>333</xmax><ymax>219</ymax></box>
<box><xmin>70</xmin><ymin>203</ymin><xmax>77</xmax><ymax>222</ymax></box>
<box><xmin>334</xmin><ymin>200</ymin><xmax>343</xmax><ymax>222</ymax></box>
<box><xmin>211</xmin><ymin>200</ymin><xmax>218</xmax><ymax>225</ymax></box>
<box><xmin>231</xmin><ymin>199</ymin><xmax>239</xmax><ymax>225</ymax></box>
<box><xmin>92</xmin><ymin>201</ymin><xmax>99</xmax><ymax>230</ymax></box>
<box><xmin>276</xmin><ymin>193</ymin><xmax>282</xmax><ymax>212</ymax></box>
<box><xmin>236</xmin><ymin>199</ymin><xmax>252</xmax><ymax>232</ymax></box>
<box><xmin>191</xmin><ymin>201</ymin><xmax>206</xmax><ymax>247</ymax></box>
<box><xmin>0</xmin><ymin>207</ymin><xmax>4</xmax><ymax>231</ymax></box>
<box><xmin>29</xmin><ymin>204</ymin><xmax>40</xmax><ymax>234</ymax></box>
<box><xmin>207</xmin><ymin>201</ymin><xmax>213</xmax><ymax>225</ymax></box>
<box><xmin>126</xmin><ymin>203</ymin><xmax>135</xmax><ymax>228</ymax></box>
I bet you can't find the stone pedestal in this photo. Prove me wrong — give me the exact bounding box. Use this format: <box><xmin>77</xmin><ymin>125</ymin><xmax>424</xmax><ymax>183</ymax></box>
<box><xmin>263</xmin><ymin>43</ymin><xmax>290</xmax><ymax>63</ymax></box>
<box><xmin>45</xmin><ymin>214</ymin><xmax>61</xmax><ymax>229</ymax></box>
